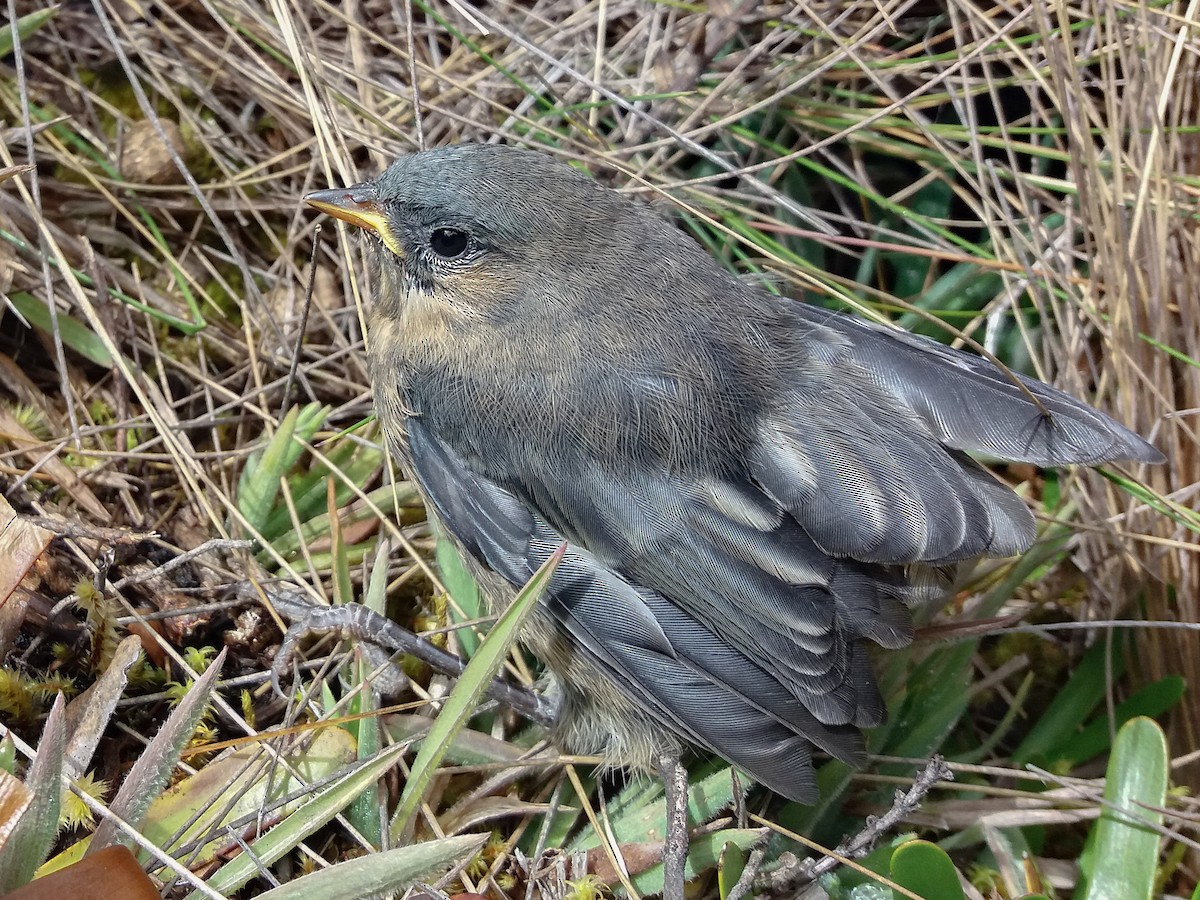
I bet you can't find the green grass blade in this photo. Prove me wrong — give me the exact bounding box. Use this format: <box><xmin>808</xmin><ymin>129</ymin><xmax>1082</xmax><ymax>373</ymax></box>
<box><xmin>0</xmin><ymin>6</ymin><xmax>58</xmax><ymax>58</ymax></box>
<box><xmin>254</xmin><ymin>833</ymin><xmax>488</xmax><ymax>900</ymax></box>
<box><xmin>389</xmin><ymin>544</ymin><xmax>565</xmax><ymax>842</ymax></box>
<box><xmin>187</xmin><ymin>742</ymin><xmax>410</xmax><ymax>899</ymax></box>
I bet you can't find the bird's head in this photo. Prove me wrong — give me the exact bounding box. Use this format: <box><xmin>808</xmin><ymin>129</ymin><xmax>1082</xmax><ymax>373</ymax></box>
<box><xmin>304</xmin><ymin>144</ymin><xmax>771</xmax><ymax>445</ymax></box>
<box><xmin>304</xmin><ymin>145</ymin><xmax>669</xmax><ymax>329</ymax></box>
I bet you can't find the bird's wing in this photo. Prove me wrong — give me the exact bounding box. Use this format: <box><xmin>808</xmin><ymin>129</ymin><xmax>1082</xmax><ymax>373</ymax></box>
<box><xmin>795</xmin><ymin>306</ymin><xmax>1164</xmax><ymax>467</ymax></box>
<box><xmin>738</xmin><ymin>306</ymin><xmax>1162</xmax><ymax>566</ymax></box>
<box><xmin>407</xmin><ymin>417</ymin><xmax>867</xmax><ymax>803</ymax></box>
<box><xmin>403</xmin><ymin>311</ymin><xmax>1160</xmax><ymax>803</ymax></box>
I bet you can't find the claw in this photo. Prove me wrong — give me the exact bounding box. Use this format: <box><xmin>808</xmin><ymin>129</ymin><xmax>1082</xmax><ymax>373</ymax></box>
<box><xmin>250</xmin><ymin>581</ymin><xmax>555</xmax><ymax>727</ymax></box>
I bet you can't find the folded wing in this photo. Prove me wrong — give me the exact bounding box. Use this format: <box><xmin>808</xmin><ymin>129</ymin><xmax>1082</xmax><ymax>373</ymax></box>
<box><xmin>403</xmin><ymin>308</ymin><xmax>1160</xmax><ymax>802</ymax></box>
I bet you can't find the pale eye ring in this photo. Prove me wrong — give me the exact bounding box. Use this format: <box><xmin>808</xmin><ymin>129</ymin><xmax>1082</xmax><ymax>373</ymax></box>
<box><xmin>429</xmin><ymin>227</ymin><xmax>470</xmax><ymax>260</ymax></box>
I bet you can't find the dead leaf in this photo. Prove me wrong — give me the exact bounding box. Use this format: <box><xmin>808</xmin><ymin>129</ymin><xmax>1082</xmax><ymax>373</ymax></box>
<box><xmin>0</xmin><ymin>496</ymin><xmax>54</xmax><ymax>654</ymax></box>
<box><xmin>0</xmin><ymin>406</ymin><xmax>108</xmax><ymax>519</ymax></box>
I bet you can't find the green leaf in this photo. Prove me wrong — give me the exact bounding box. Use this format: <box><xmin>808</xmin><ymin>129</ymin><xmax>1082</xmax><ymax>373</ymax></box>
<box><xmin>436</xmin><ymin>529</ymin><xmax>485</xmax><ymax>657</ymax></box>
<box><xmin>238</xmin><ymin>403</ymin><xmax>329</xmax><ymax>536</ymax></box>
<box><xmin>895</xmin><ymin>261</ymin><xmax>1004</xmax><ymax>339</ymax></box>
<box><xmin>8</xmin><ymin>293</ymin><xmax>114</xmax><ymax>367</ymax></box>
<box><xmin>0</xmin><ymin>734</ymin><xmax>14</xmax><ymax>774</ymax></box>
<box><xmin>564</xmin><ymin>765</ymin><xmax>757</xmax><ymax>889</ymax></box>
<box><xmin>570</xmin><ymin>766</ymin><xmax>737</xmax><ymax>853</ymax></box>
<box><xmin>1075</xmin><ymin>717</ymin><xmax>1168</xmax><ymax>900</ymax></box>
<box><xmin>329</xmin><ymin>481</ymin><xmax>353</xmax><ymax>609</ymax></box>
<box><xmin>267</xmin><ymin>484</ymin><xmax>410</xmax><ymax>559</ymax></box>
<box><xmin>1054</xmin><ymin>676</ymin><xmax>1184</xmax><ymax>770</ymax></box>
<box><xmin>891</xmin><ymin>179</ymin><xmax>952</xmax><ymax>299</ymax></box>
<box><xmin>0</xmin><ymin>694</ymin><xmax>66</xmax><ymax>891</ymax></box>
<box><xmin>0</xmin><ymin>6</ymin><xmax>58</xmax><ymax>58</ymax></box>
<box><xmin>981</xmin><ymin>823</ymin><xmax>1037</xmax><ymax>898</ymax></box>
<box><xmin>882</xmin><ymin>641</ymin><xmax>974</xmax><ymax>762</ymax></box>
<box><xmin>631</xmin><ymin>828</ymin><xmax>763</xmax><ymax>896</ymax></box>
<box><xmin>1011</xmin><ymin>635</ymin><xmax>1128</xmax><ymax>769</ymax></box>
<box><xmin>717</xmin><ymin>836</ymin><xmax>747</xmax><ymax>900</ymax></box>
<box><xmin>383</xmin><ymin>716</ymin><xmax>535</xmax><ymax>768</ymax></box>
<box><xmin>889</xmin><ymin>839</ymin><xmax>966</xmax><ymax>900</ymax></box>
<box><xmin>345</xmin><ymin>540</ymin><xmax>393</xmax><ymax>848</ymax></box>
<box><xmin>345</xmin><ymin>655</ymin><xmax>384</xmax><ymax>849</ymax></box>
<box><xmin>258</xmin><ymin>421</ymin><xmax>384</xmax><ymax>542</ymax></box>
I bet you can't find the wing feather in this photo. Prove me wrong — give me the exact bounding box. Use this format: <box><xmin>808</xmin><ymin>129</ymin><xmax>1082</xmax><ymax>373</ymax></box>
<box><xmin>399</xmin><ymin>301</ymin><xmax>1161</xmax><ymax>803</ymax></box>
<box><xmin>795</xmin><ymin>307</ymin><xmax>1163</xmax><ymax>466</ymax></box>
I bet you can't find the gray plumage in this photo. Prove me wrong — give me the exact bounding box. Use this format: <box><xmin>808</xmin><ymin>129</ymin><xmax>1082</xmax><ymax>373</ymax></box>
<box><xmin>309</xmin><ymin>144</ymin><xmax>1162</xmax><ymax>803</ymax></box>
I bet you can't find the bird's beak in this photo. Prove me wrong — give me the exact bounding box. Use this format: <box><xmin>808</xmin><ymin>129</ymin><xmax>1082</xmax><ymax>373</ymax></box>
<box><xmin>304</xmin><ymin>185</ymin><xmax>405</xmax><ymax>257</ymax></box>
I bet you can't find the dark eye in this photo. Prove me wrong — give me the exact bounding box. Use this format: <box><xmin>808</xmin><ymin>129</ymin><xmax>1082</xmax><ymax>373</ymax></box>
<box><xmin>429</xmin><ymin>227</ymin><xmax>470</xmax><ymax>259</ymax></box>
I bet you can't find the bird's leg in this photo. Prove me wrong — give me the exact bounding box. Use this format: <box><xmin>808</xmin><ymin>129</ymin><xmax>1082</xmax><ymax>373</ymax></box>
<box><xmin>731</xmin><ymin>769</ymin><xmax>746</xmax><ymax>828</ymax></box>
<box><xmin>658</xmin><ymin>750</ymin><xmax>690</xmax><ymax>900</ymax></box>
<box><xmin>257</xmin><ymin>583</ymin><xmax>558</xmax><ymax>727</ymax></box>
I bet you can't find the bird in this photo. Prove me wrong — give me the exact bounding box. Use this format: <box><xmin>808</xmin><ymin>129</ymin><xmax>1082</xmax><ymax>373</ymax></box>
<box><xmin>304</xmin><ymin>143</ymin><xmax>1161</xmax><ymax>889</ymax></box>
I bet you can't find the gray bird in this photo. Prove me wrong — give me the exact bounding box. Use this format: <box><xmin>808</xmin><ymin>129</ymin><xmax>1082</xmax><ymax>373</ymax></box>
<box><xmin>304</xmin><ymin>143</ymin><xmax>1161</xmax><ymax>880</ymax></box>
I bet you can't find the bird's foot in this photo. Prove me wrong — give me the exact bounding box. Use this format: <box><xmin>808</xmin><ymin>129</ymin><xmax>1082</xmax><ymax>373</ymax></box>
<box><xmin>250</xmin><ymin>582</ymin><xmax>558</xmax><ymax>726</ymax></box>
